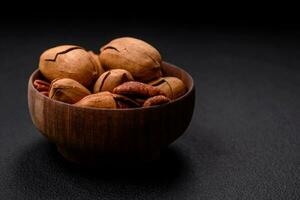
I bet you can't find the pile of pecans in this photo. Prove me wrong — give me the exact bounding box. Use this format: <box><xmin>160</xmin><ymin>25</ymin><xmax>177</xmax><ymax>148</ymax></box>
<box><xmin>34</xmin><ymin>37</ymin><xmax>186</xmax><ymax>108</ymax></box>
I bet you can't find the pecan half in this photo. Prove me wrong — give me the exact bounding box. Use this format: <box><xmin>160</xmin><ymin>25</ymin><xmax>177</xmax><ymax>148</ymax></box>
<box><xmin>143</xmin><ymin>95</ymin><xmax>170</xmax><ymax>107</ymax></box>
<box><xmin>113</xmin><ymin>81</ymin><xmax>164</xmax><ymax>98</ymax></box>
<box><xmin>33</xmin><ymin>79</ymin><xmax>50</xmax><ymax>96</ymax></box>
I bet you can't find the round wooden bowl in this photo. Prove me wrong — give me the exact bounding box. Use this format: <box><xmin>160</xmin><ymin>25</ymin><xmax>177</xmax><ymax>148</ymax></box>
<box><xmin>28</xmin><ymin>62</ymin><xmax>195</xmax><ymax>164</ymax></box>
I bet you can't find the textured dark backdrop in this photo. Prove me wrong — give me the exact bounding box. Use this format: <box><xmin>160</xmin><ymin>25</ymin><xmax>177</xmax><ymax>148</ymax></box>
<box><xmin>0</xmin><ymin>18</ymin><xmax>299</xmax><ymax>199</ymax></box>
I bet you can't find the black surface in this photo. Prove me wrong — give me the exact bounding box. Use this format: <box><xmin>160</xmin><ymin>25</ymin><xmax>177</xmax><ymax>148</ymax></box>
<box><xmin>0</xmin><ymin>21</ymin><xmax>299</xmax><ymax>199</ymax></box>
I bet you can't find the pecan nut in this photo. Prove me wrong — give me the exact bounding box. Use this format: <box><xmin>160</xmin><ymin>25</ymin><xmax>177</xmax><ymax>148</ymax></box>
<box><xmin>49</xmin><ymin>78</ymin><xmax>91</xmax><ymax>104</ymax></box>
<box><xmin>74</xmin><ymin>92</ymin><xmax>140</xmax><ymax>109</ymax></box>
<box><xmin>33</xmin><ymin>79</ymin><xmax>50</xmax><ymax>96</ymax></box>
<box><xmin>143</xmin><ymin>95</ymin><xmax>170</xmax><ymax>107</ymax></box>
<box><xmin>75</xmin><ymin>92</ymin><xmax>117</xmax><ymax>109</ymax></box>
<box><xmin>93</xmin><ymin>69</ymin><xmax>134</xmax><ymax>93</ymax></box>
<box><xmin>148</xmin><ymin>77</ymin><xmax>187</xmax><ymax>100</ymax></box>
<box><xmin>39</xmin><ymin>45</ymin><xmax>99</xmax><ymax>87</ymax></box>
<box><xmin>113</xmin><ymin>81</ymin><xmax>164</xmax><ymax>98</ymax></box>
<box><xmin>99</xmin><ymin>37</ymin><xmax>162</xmax><ymax>82</ymax></box>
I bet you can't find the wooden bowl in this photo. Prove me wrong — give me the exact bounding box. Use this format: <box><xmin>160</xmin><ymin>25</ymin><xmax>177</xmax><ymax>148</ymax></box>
<box><xmin>28</xmin><ymin>62</ymin><xmax>195</xmax><ymax>163</ymax></box>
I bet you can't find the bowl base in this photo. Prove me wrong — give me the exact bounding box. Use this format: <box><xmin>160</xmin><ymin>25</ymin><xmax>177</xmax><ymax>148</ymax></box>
<box><xmin>57</xmin><ymin>145</ymin><xmax>161</xmax><ymax>166</ymax></box>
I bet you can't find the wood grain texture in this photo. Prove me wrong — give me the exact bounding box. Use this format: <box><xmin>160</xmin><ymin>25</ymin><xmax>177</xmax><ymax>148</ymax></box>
<box><xmin>28</xmin><ymin>62</ymin><xmax>195</xmax><ymax>164</ymax></box>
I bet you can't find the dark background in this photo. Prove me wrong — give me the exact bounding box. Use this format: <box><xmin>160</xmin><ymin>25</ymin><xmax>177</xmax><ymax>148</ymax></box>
<box><xmin>0</xmin><ymin>12</ymin><xmax>299</xmax><ymax>199</ymax></box>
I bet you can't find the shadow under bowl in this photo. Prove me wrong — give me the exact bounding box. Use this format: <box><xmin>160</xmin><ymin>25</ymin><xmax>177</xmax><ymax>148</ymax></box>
<box><xmin>28</xmin><ymin>62</ymin><xmax>195</xmax><ymax>164</ymax></box>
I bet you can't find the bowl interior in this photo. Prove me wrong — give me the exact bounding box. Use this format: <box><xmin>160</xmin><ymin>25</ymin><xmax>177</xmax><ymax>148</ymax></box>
<box><xmin>29</xmin><ymin>61</ymin><xmax>194</xmax><ymax>110</ymax></box>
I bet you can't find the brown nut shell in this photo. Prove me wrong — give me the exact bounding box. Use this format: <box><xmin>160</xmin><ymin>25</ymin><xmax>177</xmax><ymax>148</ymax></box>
<box><xmin>39</xmin><ymin>45</ymin><xmax>99</xmax><ymax>87</ymax></box>
<box><xmin>74</xmin><ymin>92</ymin><xmax>117</xmax><ymax>109</ymax></box>
<box><xmin>113</xmin><ymin>81</ymin><xmax>164</xmax><ymax>98</ymax></box>
<box><xmin>49</xmin><ymin>78</ymin><xmax>91</xmax><ymax>104</ymax></box>
<box><xmin>148</xmin><ymin>77</ymin><xmax>186</xmax><ymax>99</ymax></box>
<box><xmin>99</xmin><ymin>37</ymin><xmax>162</xmax><ymax>82</ymax></box>
<box><xmin>93</xmin><ymin>69</ymin><xmax>134</xmax><ymax>93</ymax></box>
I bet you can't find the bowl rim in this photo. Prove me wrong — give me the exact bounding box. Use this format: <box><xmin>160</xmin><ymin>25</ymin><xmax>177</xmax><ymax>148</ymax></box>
<box><xmin>29</xmin><ymin>61</ymin><xmax>195</xmax><ymax>111</ymax></box>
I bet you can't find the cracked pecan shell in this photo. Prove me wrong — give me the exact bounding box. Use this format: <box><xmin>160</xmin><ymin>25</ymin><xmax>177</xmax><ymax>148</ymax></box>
<box><xmin>49</xmin><ymin>78</ymin><xmax>91</xmax><ymax>104</ymax></box>
<box><xmin>148</xmin><ymin>77</ymin><xmax>186</xmax><ymax>99</ymax></box>
<box><xmin>39</xmin><ymin>45</ymin><xmax>99</xmax><ymax>87</ymax></box>
<box><xmin>99</xmin><ymin>37</ymin><xmax>162</xmax><ymax>82</ymax></box>
<box><xmin>93</xmin><ymin>69</ymin><xmax>134</xmax><ymax>93</ymax></box>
